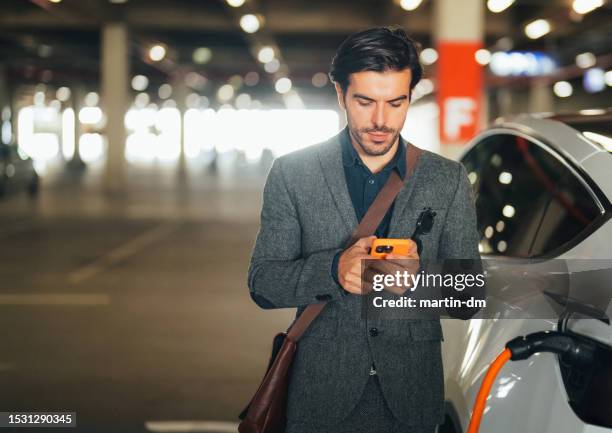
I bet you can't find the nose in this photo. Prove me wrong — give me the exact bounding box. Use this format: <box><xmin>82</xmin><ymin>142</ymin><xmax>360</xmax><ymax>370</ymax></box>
<box><xmin>371</xmin><ymin>103</ymin><xmax>386</xmax><ymax>129</ymax></box>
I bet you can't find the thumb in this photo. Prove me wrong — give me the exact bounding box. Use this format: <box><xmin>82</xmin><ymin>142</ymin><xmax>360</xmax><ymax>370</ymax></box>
<box><xmin>354</xmin><ymin>235</ymin><xmax>377</xmax><ymax>250</ymax></box>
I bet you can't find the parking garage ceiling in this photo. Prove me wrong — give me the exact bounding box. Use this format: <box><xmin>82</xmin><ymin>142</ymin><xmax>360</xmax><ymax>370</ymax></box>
<box><xmin>0</xmin><ymin>0</ymin><xmax>610</xmax><ymax>107</ymax></box>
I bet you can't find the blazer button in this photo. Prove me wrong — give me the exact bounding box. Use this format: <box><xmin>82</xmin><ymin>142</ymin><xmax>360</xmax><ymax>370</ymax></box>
<box><xmin>315</xmin><ymin>294</ymin><xmax>332</xmax><ymax>301</ymax></box>
<box><xmin>369</xmin><ymin>327</ymin><xmax>379</xmax><ymax>337</ymax></box>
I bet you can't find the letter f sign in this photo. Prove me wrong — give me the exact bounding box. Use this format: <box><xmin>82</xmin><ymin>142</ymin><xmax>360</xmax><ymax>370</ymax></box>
<box><xmin>444</xmin><ymin>97</ymin><xmax>476</xmax><ymax>142</ymax></box>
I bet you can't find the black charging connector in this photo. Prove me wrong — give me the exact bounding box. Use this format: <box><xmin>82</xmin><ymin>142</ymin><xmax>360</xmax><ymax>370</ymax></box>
<box><xmin>506</xmin><ymin>330</ymin><xmax>596</xmax><ymax>365</ymax></box>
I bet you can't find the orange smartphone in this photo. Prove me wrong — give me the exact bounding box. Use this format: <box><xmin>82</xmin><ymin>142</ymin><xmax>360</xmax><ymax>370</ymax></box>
<box><xmin>370</xmin><ymin>238</ymin><xmax>415</xmax><ymax>259</ymax></box>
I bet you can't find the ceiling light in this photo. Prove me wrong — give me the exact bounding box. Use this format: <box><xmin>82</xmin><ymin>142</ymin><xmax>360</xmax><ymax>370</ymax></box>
<box><xmin>475</xmin><ymin>49</ymin><xmax>492</xmax><ymax>65</ymax></box>
<box><xmin>524</xmin><ymin>19</ymin><xmax>551</xmax><ymax>39</ymax></box>
<box><xmin>192</xmin><ymin>47</ymin><xmax>212</xmax><ymax>64</ymax></box>
<box><xmin>498</xmin><ymin>171</ymin><xmax>512</xmax><ymax>184</ymax></box>
<box><xmin>416</xmin><ymin>78</ymin><xmax>434</xmax><ymax>95</ymax></box>
<box><xmin>399</xmin><ymin>0</ymin><xmax>423</xmax><ymax>11</ymax></box>
<box><xmin>217</xmin><ymin>84</ymin><xmax>235</xmax><ymax>102</ymax></box>
<box><xmin>553</xmin><ymin>81</ymin><xmax>572</xmax><ymax>98</ymax></box>
<box><xmin>312</xmin><ymin>72</ymin><xmax>328</xmax><ymax>88</ymax></box>
<box><xmin>257</xmin><ymin>46</ymin><xmax>275</xmax><ymax>63</ymax></box>
<box><xmin>226</xmin><ymin>0</ymin><xmax>246</xmax><ymax>6</ymax></box>
<box><xmin>56</xmin><ymin>87</ymin><xmax>71</xmax><ymax>102</ymax></box>
<box><xmin>131</xmin><ymin>75</ymin><xmax>148</xmax><ymax>92</ymax></box>
<box><xmin>235</xmin><ymin>93</ymin><xmax>252</xmax><ymax>109</ymax></box>
<box><xmin>502</xmin><ymin>205</ymin><xmax>515</xmax><ymax>218</ymax></box>
<box><xmin>158</xmin><ymin>84</ymin><xmax>173</xmax><ymax>100</ymax></box>
<box><xmin>244</xmin><ymin>71</ymin><xmax>260</xmax><ymax>86</ymax></box>
<box><xmin>420</xmin><ymin>48</ymin><xmax>438</xmax><ymax>65</ymax></box>
<box><xmin>583</xmin><ymin>68</ymin><xmax>605</xmax><ymax>93</ymax></box>
<box><xmin>579</xmin><ymin>109</ymin><xmax>605</xmax><ymax>115</ymax></box>
<box><xmin>275</xmin><ymin>77</ymin><xmax>292</xmax><ymax>94</ymax></box>
<box><xmin>229</xmin><ymin>75</ymin><xmax>243</xmax><ymax>89</ymax></box>
<box><xmin>134</xmin><ymin>93</ymin><xmax>149</xmax><ymax>109</ymax></box>
<box><xmin>149</xmin><ymin>44</ymin><xmax>166</xmax><ymax>62</ymax></box>
<box><xmin>487</xmin><ymin>0</ymin><xmax>515</xmax><ymax>13</ymax></box>
<box><xmin>240</xmin><ymin>14</ymin><xmax>260</xmax><ymax>33</ymax></box>
<box><xmin>84</xmin><ymin>92</ymin><xmax>99</xmax><ymax>107</ymax></box>
<box><xmin>572</xmin><ymin>0</ymin><xmax>603</xmax><ymax>14</ymax></box>
<box><xmin>575</xmin><ymin>52</ymin><xmax>596</xmax><ymax>69</ymax></box>
<box><xmin>264</xmin><ymin>59</ymin><xmax>280</xmax><ymax>73</ymax></box>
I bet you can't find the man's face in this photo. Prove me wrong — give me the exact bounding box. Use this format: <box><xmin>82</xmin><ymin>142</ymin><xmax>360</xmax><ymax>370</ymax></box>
<box><xmin>335</xmin><ymin>69</ymin><xmax>412</xmax><ymax>157</ymax></box>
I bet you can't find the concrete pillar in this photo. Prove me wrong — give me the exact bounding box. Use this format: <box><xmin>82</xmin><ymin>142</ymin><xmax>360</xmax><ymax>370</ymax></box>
<box><xmin>0</xmin><ymin>65</ymin><xmax>11</xmax><ymax>145</ymax></box>
<box><xmin>172</xmin><ymin>72</ymin><xmax>188</xmax><ymax>183</ymax></box>
<box><xmin>434</xmin><ymin>0</ymin><xmax>484</xmax><ymax>160</ymax></box>
<box><xmin>496</xmin><ymin>87</ymin><xmax>514</xmax><ymax>118</ymax></box>
<box><xmin>66</xmin><ymin>85</ymin><xmax>86</xmax><ymax>170</ymax></box>
<box><xmin>101</xmin><ymin>22</ymin><xmax>129</xmax><ymax>193</ymax></box>
<box><xmin>528</xmin><ymin>78</ymin><xmax>554</xmax><ymax>114</ymax></box>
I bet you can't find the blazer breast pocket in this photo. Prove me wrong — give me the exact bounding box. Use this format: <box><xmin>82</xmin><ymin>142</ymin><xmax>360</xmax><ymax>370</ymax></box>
<box><xmin>391</xmin><ymin>207</ymin><xmax>447</xmax><ymax>260</ymax></box>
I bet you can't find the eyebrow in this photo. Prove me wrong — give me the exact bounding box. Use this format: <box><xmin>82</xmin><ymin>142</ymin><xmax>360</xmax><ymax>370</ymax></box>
<box><xmin>353</xmin><ymin>93</ymin><xmax>408</xmax><ymax>103</ymax></box>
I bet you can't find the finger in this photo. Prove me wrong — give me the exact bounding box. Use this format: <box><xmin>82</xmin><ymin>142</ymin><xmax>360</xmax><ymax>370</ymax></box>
<box><xmin>361</xmin><ymin>280</ymin><xmax>374</xmax><ymax>294</ymax></box>
<box><xmin>369</xmin><ymin>259</ymin><xmax>402</xmax><ymax>275</ymax></box>
<box><xmin>385</xmin><ymin>254</ymin><xmax>420</xmax><ymax>265</ymax></box>
<box><xmin>362</xmin><ymin>266</ymin><xmax>378</xmax><ymax>284</ymax></box>
<box><xmin>347</xmin><ymin>270</ymin><xmax>365</xmax><ymax>281</ymax></box>
<box><xmin>345</xmin><ymin>282</ymin><xmax>365</xmax><ymax>295</ymax></box>
<box><xmin>407</xmin><ymin>239</ymin><xmax>418</xmax><ymax>253</ymax></box>
<box><xmin>383</xmin><ymin>284</ymin><xmax>408</xmax><ymax>296</ymax></box>
<box><xmin>354</xmin><ymin>235</ymin><xmax>377</xmax><ymax>250</ymax></box>
<box><xmin>345</xmin><ymin>273</ymin><xmax>363</xmax><ymax>288</ymax></box>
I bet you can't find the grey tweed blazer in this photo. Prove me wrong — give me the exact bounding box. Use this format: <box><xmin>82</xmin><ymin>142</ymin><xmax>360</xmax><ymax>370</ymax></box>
<box><xmin>247</xmin><ymin>127</ymin><xmax>480</xmax><ymax>427</ymax></box>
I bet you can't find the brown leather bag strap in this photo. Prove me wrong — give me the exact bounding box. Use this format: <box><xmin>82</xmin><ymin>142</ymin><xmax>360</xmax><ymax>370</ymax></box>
<box><xmin>287</xmin><ymin>141</ymin><xmax>423</xmax><ymax>342</ymax></box>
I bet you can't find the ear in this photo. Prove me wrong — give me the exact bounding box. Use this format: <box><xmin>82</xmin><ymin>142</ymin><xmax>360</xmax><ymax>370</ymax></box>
<box><xmin>334</xmin><ymin>82</ymin><xmax>346</xmax><ymax>110</ymax></box>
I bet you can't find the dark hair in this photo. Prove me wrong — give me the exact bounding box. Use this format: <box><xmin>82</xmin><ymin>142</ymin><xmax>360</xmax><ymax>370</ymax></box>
<box><xmin>329</xmin><ymin>26</ymin><xmax>423</xmax><ymax>97</ymax></box>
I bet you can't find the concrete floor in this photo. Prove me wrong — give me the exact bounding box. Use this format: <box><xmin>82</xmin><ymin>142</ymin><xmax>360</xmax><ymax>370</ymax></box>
<box><xmin>0</xmin><ymin>159</ymin><xmax>294</xmax><ymax>432</ymax></box>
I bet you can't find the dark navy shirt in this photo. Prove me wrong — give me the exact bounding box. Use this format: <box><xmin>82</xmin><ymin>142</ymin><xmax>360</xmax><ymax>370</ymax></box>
<box><xmin>331</xmin><ymin>128</ymin><xmax>407</xmax><ymax>283</ymax></box>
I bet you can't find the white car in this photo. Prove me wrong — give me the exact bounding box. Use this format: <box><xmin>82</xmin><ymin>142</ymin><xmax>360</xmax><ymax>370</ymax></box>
<box><xmin>440</xmin><ymin>110</ymin><xmax>612</xmax><ymax>433</ymax></box>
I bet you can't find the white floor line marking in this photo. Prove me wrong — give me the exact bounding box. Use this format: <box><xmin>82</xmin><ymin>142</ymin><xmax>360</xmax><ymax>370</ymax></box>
<box><xmin>0</xmin><ymin>294</ymin><xmax>110</xmax><ymax>306</ymax></box>
<box><xmin>144</xmin><ymin>421</ymin><xmax>239</xmax><ymax>432</ymax></box>
<box><xmin>68</xmin><ymin>222</ymin><xmax>181</xmax><ymax>284</ymax></box>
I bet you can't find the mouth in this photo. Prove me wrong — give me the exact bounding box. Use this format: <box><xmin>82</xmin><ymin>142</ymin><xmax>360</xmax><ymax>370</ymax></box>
<box><xmin>368</xmin><ymin>132</ymin><xmax>390</xmax><ymax>142</ymax></box>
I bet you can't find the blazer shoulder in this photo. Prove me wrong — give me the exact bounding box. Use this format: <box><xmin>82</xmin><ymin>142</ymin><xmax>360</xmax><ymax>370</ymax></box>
<box><xmin>273</xmin><ymin>135</ymin><xmax>337</xmax><ymax>173</ymax></box>
<box><xmin>419</xmin><ymin>149</ymin><xmax>465</xmax><ymax>178</ymax></box>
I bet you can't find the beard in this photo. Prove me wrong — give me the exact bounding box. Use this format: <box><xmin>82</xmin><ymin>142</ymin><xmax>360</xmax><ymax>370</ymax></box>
<box><xmin>349</xmin><ymin>125</ymin><xmax>400</xmax><ymax>157</ymax></box>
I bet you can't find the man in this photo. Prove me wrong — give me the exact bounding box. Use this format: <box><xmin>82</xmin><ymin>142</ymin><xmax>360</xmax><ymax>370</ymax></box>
<box><xmin>247</xmin><ymin>27</ymin><xmax>480</xmax><ymax>433</ymax></box>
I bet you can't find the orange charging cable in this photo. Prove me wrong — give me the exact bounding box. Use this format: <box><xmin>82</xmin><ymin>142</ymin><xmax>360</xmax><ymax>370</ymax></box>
<box><xmin>467</xmin><ymin>348</ymin><xmax>512</xmax><ymax>433</ymax></box>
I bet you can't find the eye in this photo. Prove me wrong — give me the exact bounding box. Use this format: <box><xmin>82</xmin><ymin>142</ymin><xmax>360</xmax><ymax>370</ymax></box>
<box><xmin>358</xmin><ymin>101</ymin><xmax>372</xmax><ymax>107</ymax></box>
<box><xmin>390</xmin><ymin>101</ymin><xmax>403</xmax><ymax>108</ymax></box>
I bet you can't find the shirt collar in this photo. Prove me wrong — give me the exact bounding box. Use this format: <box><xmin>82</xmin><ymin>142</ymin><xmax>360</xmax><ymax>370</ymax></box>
<box><xmin>340</xmin><ymin>126</ymin><xmax>407</xmax><ymax>179</ymax></box>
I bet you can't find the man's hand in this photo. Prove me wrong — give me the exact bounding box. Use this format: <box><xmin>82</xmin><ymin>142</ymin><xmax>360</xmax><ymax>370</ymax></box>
<box><xmin>368</xmin><ymin>240</ymin><xmax>420</xmax><ymax>296</ymax></box>
<box><xmin>337</xmin><ymin>236</ymin><xmax>376</xmax><ymax>295</ymax></box>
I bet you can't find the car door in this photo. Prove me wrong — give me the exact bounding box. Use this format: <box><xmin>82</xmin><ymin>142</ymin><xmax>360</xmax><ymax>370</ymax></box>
<box><xmin>459</xmin><ymin>130</ymin><xmax>612</xmax><ymax>431</ymax></box>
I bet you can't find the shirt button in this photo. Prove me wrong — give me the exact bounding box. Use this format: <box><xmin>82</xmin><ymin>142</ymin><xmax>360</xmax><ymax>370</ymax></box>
<box><xmin>369</xmin><ymin>327</ymin><xmax>379</xmax><ymax>337</ymax></box>
<box><xmin>368</xmin><ymin>179</ymin><xmax>375</xmax><ymax>185</ymax></box>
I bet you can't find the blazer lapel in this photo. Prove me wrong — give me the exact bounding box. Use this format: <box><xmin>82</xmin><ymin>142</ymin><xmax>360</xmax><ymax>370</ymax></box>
<box><xmin>317</xmin><ymin>130</ymin><xmax>358</xmax><ymax>233</ymax></box>
<box><xmin>388</xmin><ymin>139</ymin><xmax>425</xmax><ymax>236</ymax></box>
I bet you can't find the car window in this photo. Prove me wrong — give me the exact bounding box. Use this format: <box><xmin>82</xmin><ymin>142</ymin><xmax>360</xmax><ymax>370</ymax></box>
<box><xmin>461</xmin><ymin>133</ymin><xmax>592</xmax><ymax>257</ymax></box>
<box><xmin>530</xmin><ymin>169</ymin><xmax>601</xmax><ymax>255</ymax></box>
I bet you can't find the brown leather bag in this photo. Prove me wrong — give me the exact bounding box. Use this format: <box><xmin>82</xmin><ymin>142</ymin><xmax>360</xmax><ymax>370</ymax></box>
<box><xmin>238</xmin><ymin>143</ymin><xmax>422</xmax><ymax>433</ymax></box>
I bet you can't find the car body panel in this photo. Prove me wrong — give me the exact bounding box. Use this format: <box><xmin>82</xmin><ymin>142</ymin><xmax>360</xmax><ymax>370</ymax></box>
<box><xmin>442</xmin><ymin>111</ymin><xmax>612</xmax><ymax>433</ymax></box>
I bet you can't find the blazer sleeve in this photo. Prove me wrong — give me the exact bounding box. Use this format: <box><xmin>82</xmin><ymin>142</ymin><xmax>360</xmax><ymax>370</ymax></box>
<box><xmin>247</xmin><ymin>158</ymin><xmax>345</xmax><ymax>309</ymax></box>
<box><xmin>437</xmin><ymin>163</ymin><xmax>485</xmax><ymax>319</ymax></box>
